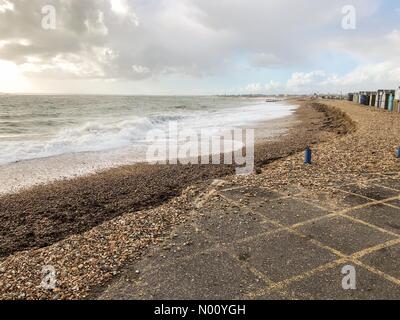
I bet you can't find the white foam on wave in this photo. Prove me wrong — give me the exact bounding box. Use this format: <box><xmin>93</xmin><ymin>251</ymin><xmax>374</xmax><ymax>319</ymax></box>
<box><xmin>0</xmin><ymin>117</ymin><xmax>155</xmax><ymax>164</ymax></box>
<box><xmin>0</xmin><ymin>102</ymin><xmax>297</xmax><ymax>165</ymax></box>
<box><xmin>0</xmin><ymin>101</ymin><xmax>299</xmax><ymax>194</ymax></box>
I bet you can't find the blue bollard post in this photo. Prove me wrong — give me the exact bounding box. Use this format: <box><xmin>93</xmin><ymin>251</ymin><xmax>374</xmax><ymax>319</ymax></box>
<box><xmin>396</xmin><ymin>148</ymin><xmax>400</xmax><ymax>158</ymax></box>
<box><xmin>305</xmin><ymin>147</ymin><xmax>312</xmax><ymax>164</ymax></box>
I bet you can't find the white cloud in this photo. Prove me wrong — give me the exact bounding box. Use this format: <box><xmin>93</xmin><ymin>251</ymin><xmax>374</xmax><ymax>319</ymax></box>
<box><xmin>0</xmin><ymin>0</ymin><xmax>14</xmax><ymax>13</ymax></box>
<box><xmin>265</xmin><ymin>80</ymin><xmax>282</xmax><ymax>91</ymax></box>
<box><xmin>2</xmin><ymin>0</ymin><xmax>399</xmax><ymax>94</ymax></box>
<box><xmin>250</xmin><ymin>53</ymin><xmax>283</xmax><ymax>67</ymax></box>
<box><xmin>111</xmin><ymin>0</ymin><xmax>128</xmax><ymax>15</ymax></box>
<box><xmin>281</xmin><ymin>62</ymin><xmax>400</xmax><ymax>94</ymax></box>
<box><xmin>239</xmin><ymin>80</ymin><xmax>282</xmax><ymax>94</ymax></box>
<box><xmin>110</xmin><ymin>0</ymin><xmax>139</xmax><ymax>25</ymax></box>
<box><xmin>84</xmin><ymin>11</ymin><xmax>109</xmax><ymax>36</ymax></box>
<box><xmin>287</xmin><ymin>71</ymin><xmax>326</xmax><ymax>89</ymax></box>
<box><xmin>132</xmin><ymin>65</ymin><xmax>150</xmax><ymax>75</ymax></box>
<box><xmin>20</xmin><ymin>52</ymin><xmax>108</xmax><ymax>79</ymax></box>
<box><xmin>322</xmin><ymin>62</ymin><xmax>400</xmax><ymax>90</ymax></box>
<box><xmin>283</xmin><ymin>28</ymin><xmax>400</xmax><ymax>92</ymax></box>
<box><xmin>0</xmin><ymin>0</ymin><xmax>380</xmax><ymax>80</ymax></box>
<box><xmin>331</xmin><ymin>29</ymin><xmax>400</xmax><ymax>63</ymax></box>
<box><xmin>243</xmin><ymin>83</ymin><xmax>263</xmax><ymax>93</ymax></box>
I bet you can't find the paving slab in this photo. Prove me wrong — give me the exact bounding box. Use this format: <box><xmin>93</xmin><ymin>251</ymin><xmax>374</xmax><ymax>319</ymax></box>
<box><xmin>333</xmin><ymin>190</ymin><xmax>374</xmax><ymax>207</ymax></box>
<box><xmin>360</xmin><ymin>244</ymin><xmax>400</xmax><ymax>280</ymax></box>
<box><xmin>196</xmin><ymin>195</ymin><xmax>279</xmax><ymax>243</ymax></box>
<box><xmin>348</xmin><ymin>204</ymin><xmax>400</xmax><ymax>235</ymax></box>
<box><xmin>253</xmin><ymin>198</ymin><xmax>330</xmax><ymax>226</ymax></box>
<box><xmin>198</xmin><ymin>208</ymin><xmax>278</xmax><ymax>244</ymax></box>
<box><xmin>102</xmin><ymin>250</ymin><xmax>268</xmax><ymax>300</ymax></box>
<box><xmin>386</xmin><ymin>199</ymin><xmax>400</xmax><ymax>208</ymax></box>
<box><xmin>129</xmin><ymin>224</ymin><xmax>213</xmax><ymax>272</ymax></box>
<box><xmin>231</xmin><ymin>230</ymin><xmax>338</xmax><ymax>282</ymax></box>
<box><xmin>295</xmin><ymin>216</ymin><xmax>396</xmax><ymax>255</ymax></box>
<box><xmin>219</xmin><ymin>186</ymin><xmax>282</xmax><ymax>207</ymax></box>
<box><xmin>284</xmin><ymin>264</ymin><xmax>400</xmax><ymax>300</ymax></box>
<box><xmin>340</xmin><ymin>183</ymin><xmax>400</xmax><ymax>201</ymax></box>
<box><xmin>253</xmin><ymin>290</ymin><xmax>293</xmax><ymax>300</ymax></box>
<box><xmin>293</xmin><ymin>191</ymin><xmax>353</xmax><ymax>211</ymax></box>
<box><xmin>97</xmin><ymin>176</ymin><xmax>400</xmax><ymax>300</ymax></box>
<box><xmin>374</xmin><ymin>178</ymin><xmax>400</xmax><ymax>191</ymax></box>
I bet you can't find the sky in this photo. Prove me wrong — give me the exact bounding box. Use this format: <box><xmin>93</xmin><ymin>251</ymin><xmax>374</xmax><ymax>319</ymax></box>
<box><xmin>0</xmin><ymin>0</ymin><xmax>399</xmax><ymax>95</ymax></box>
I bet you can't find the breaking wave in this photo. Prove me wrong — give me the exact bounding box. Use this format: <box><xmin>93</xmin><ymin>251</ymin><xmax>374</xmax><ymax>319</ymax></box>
<box><xmin>0</xmin><ymin>100</ymin><xmax>297</xmax><ymax>165</ymax></box>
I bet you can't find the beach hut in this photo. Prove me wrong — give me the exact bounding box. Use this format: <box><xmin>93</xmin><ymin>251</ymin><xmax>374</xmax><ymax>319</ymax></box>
<box><xmin>381</xmin><ymin>91</ymin><xmax>388</xmax><ymax>109</ymax></box>
<box><xmin>375</xmin><ymin>91</ymin><xmax>381</xmax><ymax>107</ymax></box>
<box><xmin>368</xmin><ymin>91</ymin><xmax>377</xmax><ymax>107</ymax></box>
<box><xmin>377</xmin><ymin>90</ymin><xmax>396</xmax><ymax>110</ymax></box>
<box><xmin>388</xmin><ymin>90</ymin><xmax>395</xmax><ymax>110</ymax></box>
<box><xmin>377</xmin><ymin>90</ymin><xmax>388</xmax><ymax>109</ymax></box>
<box><xmin>359</xmin><ymin>91</ymin><xmax>371</xmax><ymax>106</ymax></box>
<box><xmin>358</xmin><ymin>92</ymin><xmax>363</xmax><ymax>104</ymax></box>
<box><xmin>353</xmin><ymin>93</ymin><xmax>359</xmax><ymax>104</ymax></box>
<box><xmin>359</xmin><ymin>92</ymin><xmax>365</xmax><ymax>105</ymax></box>
<box><xmin>395</xmin><ymin>86</ymin><xmax>400</xmax><ymax>112</ymax></box>
<box><xmin>348</xmin><ymin>93</ymin><xmax>354</xmax><ymax>102</ymax></box>
<box><xmin>388</xmin><ymin>92</ymin><xmax>394</xmax><ymax>112</ymax></box>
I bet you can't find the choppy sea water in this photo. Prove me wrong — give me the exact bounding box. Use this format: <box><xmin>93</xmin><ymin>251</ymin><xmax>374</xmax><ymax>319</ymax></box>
<box><xmin>0</xmin><ymin>95</ymin><xmax>297</xmax><ymax>165</ymax></box>
<box><xmin>0</xmin><ymin>95</ymin><xmax>298</xmax><ymax>194</ymax></box>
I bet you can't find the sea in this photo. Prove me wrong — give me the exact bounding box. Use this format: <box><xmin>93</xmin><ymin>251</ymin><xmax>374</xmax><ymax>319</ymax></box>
<box><xmin>0</xmin><ymin>95</ymin><xmax>298</xmax><ymax>193</ymax></box>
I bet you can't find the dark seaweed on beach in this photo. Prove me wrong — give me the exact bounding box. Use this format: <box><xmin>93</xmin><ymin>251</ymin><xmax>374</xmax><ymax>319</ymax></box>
<box><xmin>0</xmin><ymin>102</ymin><xmax>344</xmax><ymax>259</ymax></box>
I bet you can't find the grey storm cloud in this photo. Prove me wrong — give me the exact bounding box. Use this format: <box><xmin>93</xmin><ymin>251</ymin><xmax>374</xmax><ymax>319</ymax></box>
<box><xmin>0</xmin><ymin>0</ymin><xmax>381</xmax><ymax>80</ymax></box>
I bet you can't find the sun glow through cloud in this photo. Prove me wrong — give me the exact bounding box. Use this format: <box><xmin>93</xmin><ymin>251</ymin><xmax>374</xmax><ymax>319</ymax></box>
<box><xmin>110</xmin><ymin>0</ymin><xmax>129</xmax><ymax>15</ymax></box>
<box><xmin>0</xmin><ymin>0</ymin><xmax>399</xmax><ymax>94</ymax></box>
<box><xmin>0</xmin><ymin>0</ymin><xmax>14</xmax><ymax>13</ymax></box>
<box><xmin>0</xmin><ymin>60</ymin><xmax>28</xmax><ymax>93</ymax></box>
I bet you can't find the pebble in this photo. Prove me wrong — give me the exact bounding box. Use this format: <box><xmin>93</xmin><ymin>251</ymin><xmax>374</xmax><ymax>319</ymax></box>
<box><xmin>1</xmin><ymin>100</ymin><xmax>399</xmax><ymax>300</ymax></box>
